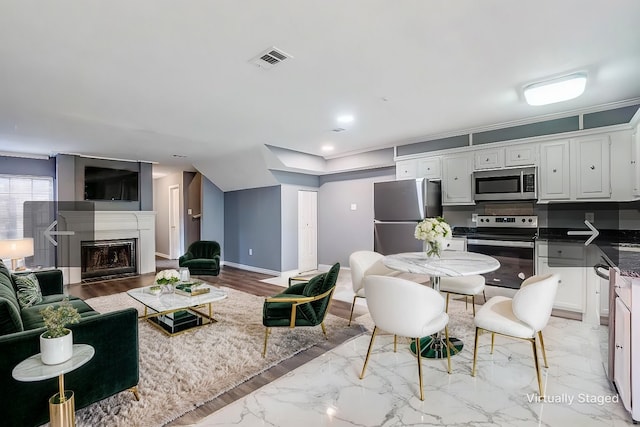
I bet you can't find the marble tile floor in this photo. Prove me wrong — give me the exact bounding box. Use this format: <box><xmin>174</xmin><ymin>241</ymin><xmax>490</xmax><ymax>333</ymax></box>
<box><xmin>188</xmin><ymin>306</ymin><xmax>633</xmax><ymax>427</ymax></box>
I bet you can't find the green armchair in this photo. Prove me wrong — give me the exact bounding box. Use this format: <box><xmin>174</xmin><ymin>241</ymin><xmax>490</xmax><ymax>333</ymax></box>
<box><xmin>262</xmin><ymin>263</ymin><xmax>340</xmax><ymax>357</ymax></box>
<box><xmin>179</xmin><ymin>240</ymin><xmax>221</xmax><ymax>276</ymax></box>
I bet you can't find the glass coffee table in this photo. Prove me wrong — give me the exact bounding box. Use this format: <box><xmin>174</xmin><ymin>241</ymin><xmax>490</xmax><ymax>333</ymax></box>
<box><xmin>127</xmin><ymin>283</ymin><xmax>228</xmax><ymax>336</ymax></box>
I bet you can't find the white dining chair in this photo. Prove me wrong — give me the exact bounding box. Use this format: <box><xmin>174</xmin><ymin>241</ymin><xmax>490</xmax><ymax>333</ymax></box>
<box><xmin>348</xmin><ymin>251</ymin><xmax>400</xmax><ymax>326</ymax></box>
<box><xmin>359</xmin><ymin>275</ymin><xmax>451</xmax><ymax>401</ymax></box>
<box><xmin>471</xmin><ymin>273</ymin><xmax>559</xmax><ymax>397</ymax></box>
<box><xmin>439</xmin><ymin>275</ymin><xmax>486</xmax><ymax>316</ymax></box>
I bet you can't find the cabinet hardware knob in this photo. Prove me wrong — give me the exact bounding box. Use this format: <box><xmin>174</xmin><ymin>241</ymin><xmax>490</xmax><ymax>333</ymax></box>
<box><xmin>517</xmin><ymin>154</ymin><xmax>521</xmax><ymax>158</ymax></box>
<box><xmin>454</xmin><ymin>177</ymin><xmax>458</xmax><ymax>180</ymax></box>
<box><xmin>616</xmin><ymin>344</ymin><xmax>623</xmax><ymax>349</ymax></box>
<box><xmin>486</xmin><ymin>158</ymin><xmax>490</xmax><ymax>162</ymax></box>
<box><xmin>552</xmin><ymin>169</ymin><xmax>557</xmax><ymax>173</ymax></box>
<box><xmin>590</xmin><ymin>165</ymin><xmax>595</xmax><ymax>170</ymax></box>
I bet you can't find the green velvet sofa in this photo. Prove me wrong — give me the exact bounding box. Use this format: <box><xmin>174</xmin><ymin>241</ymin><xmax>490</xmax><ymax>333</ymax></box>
<box><xmin>0</xmin><ymin>260</ymin><xmax>139</xmax><ymax>427</ymax></box>
<box><xmin>179</xmin><ymin>240</ymin><xmax>221</xmax><ymax>276</ymax></box>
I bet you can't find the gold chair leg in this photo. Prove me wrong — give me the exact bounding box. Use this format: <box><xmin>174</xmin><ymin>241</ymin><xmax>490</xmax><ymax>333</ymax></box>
<box><xmin>531</xmin><ymin>337</ymin><xmax>544</xmax><ymax>397</ymax></box>
<box><xmin>360</xmin><ymin>327</ymin><xmax>378</xmax><ymax>379</ymax></box>
<box><xmin>348</xmin><ymin>296</ymin><xmax>357</xmax><ymax>326</ymax></box>
<box><xmin>129</xmin><ymin>386</ymin><xmax>140</xmax><ymax>401</ymax></box>
<box><xmin>262</xmin><ymin>327</ymin><xmax>270</xmax><ymax>357</ymax></box>
<box><xmin>483</xmin><ymin>290</ymin><xmax>487</xmax><ymax>303</ymax></box>
<box><xmin>445</xmin><ymin>293</ymin><xmax>450</xmax><ymax>313</ymax></box>
<box><xmin>465</xmin><ymin>295</ymin><xmax>468</xmax><ymax>311</ymax></box>
<box><xmin>321</xmin><ymin>322</ymin><xmax>328</xmax><ymax>339</ymax></box>
<box><xmin>416</xmin><ymin>337</ymin><xmax>424</xmax><ymax>401</ymax></box>
<box><xmin>538</xmin><ymin>331</ymin><xmax>549</xmax><ymax>368</ymax></box>
<box><xmin>394</xmin><ymin>334</ymin><xmax>398</xmax><ymax>352</ymax></box>
<box><xmin>490</xmin><ymin>333</ymin><xmax>495</xmax><ymax>354</ymax></box>
<box><xmin>444</xmin><ymin>326</ymin><xmax>452</xmax><ymax>374</ymax></box>
<box><xmin>472</xmin><ymin>327</ymin><xmax>480</xmax><ymax>377</ymax></box>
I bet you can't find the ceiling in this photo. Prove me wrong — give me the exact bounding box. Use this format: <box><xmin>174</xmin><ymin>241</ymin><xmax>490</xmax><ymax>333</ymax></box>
<box><xmin>1</xmin><ymin>1</ymin><xmax>639</xmax><ymax>188</ymax></box>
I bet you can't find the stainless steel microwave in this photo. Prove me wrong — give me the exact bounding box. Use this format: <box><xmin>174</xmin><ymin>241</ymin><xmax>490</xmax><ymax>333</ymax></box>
<box><xmin>473</xmin><ymin>167</ymin><xmax>536</xmax><ymax>201</ymax></box>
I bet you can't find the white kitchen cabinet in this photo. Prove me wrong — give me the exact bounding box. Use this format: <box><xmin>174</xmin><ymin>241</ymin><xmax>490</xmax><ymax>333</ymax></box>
<box><xmin>505</xmin><ymin>143</ymin><xmax>538</xmax><ymax>167</ymax></box>
<box><xmin>536</xmin><ymin>241</ymin><xmax>585</xmax><ymax>313</ymax></box>
<box><xmin>632</xmin><ymin>125</ymin><xmax>640</xmax><ymax>197</ymax></box>
<box><xmin>445</xmin><ymin>237</ymin><xmax>466</xmax><ymax>251</ymax></box>
<box><xmin>442</xmin><ymin>154</ymin><xmax>474</xmax><ymax>205</ymax></box>
<box><xmin>396</xmin><ymin>159</ymin><xmax>417</xmax><ymax>179</ymax></box>
<box><xmin>615</xmin><ymin>297</ymin><xmax>632</xmax><ymax>412</ymax></box>
<box><xmin>473</xmin><ymin>148</ymin><xmax>504</xmax><ymax>170</ymax></box>
<box><xmin>417</xmin><ymin>157</ymin><xmax>441</xmax><ymax>179</ymax></box>
<box><xmin>574</xmin><ymin>135</ymin><xmax>611</xmax><ymax>199</ymax></box>
<box><xmin>539</xmin><ymin>140</ymin><xmax>571</xmax><ymax>200</ymax></box>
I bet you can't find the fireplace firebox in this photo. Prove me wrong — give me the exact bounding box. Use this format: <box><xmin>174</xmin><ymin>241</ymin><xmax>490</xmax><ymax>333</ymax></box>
<box><xmin>81</xmin><ymin>239</ymin><xmax>137</xmax><ymax>281</ymax></box>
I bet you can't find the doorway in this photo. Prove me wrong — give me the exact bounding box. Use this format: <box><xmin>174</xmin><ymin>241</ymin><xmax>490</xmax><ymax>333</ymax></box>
<box><xmin>297</xmin><ymin>190</ymin><xmax>318</xmax><ymax>273</ymax></box>
<box><xmin>169</xmin><ymin>185</ymin><xmax>181</xmax><ymax>259</ymax></box>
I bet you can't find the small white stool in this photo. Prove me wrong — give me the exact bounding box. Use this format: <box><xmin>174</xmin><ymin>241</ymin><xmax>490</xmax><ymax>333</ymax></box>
<box><xmin>439</xmin><ymin>275</ymin><xmax>486</xmax><ymax>316</ymax></box>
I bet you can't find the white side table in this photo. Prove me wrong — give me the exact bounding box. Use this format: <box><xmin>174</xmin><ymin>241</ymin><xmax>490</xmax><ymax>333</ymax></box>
<box><xmin>12</xmin><ymin>344</ymin><xmax>95</xmax><ymax>427</ymax></box>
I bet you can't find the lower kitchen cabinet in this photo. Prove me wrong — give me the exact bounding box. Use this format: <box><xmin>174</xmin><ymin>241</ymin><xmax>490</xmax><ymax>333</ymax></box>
<box><xmin>609</xmin><ymin>271</ymin><xmax>640</xmax><ymax>422</ymax></box>
<box><xmin>536</xmin><ymin>242</ymin><xmax>585</xmax><ymax>313</ymax></box>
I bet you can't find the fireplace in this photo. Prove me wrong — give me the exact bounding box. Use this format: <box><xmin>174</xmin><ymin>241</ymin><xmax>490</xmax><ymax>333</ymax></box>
<box><xmin>81</xmin><ymin>239</ymin><xmax>137</xmax><ymax>281</ymax></box>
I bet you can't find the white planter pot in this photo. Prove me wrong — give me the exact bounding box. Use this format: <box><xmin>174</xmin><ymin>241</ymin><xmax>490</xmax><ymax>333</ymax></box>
<box><xmin>40</xmin><ymin>329</ymin><xmax>73</xmax><ymax>365</ymax></box>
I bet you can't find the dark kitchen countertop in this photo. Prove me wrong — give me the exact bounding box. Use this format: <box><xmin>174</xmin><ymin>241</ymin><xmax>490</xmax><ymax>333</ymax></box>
<box><xmin>537</xmin><ymin>228</ymin><xmax>640</xmax><ymax>277</ymax></box>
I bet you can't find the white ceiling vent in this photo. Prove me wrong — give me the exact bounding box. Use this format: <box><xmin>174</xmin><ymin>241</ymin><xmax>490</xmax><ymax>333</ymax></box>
<box><xmin>332</xmin><ymin>127</ymin><xmax>346</xmax><ymax>133</ymax></box>
<box><xmin>250</xmin><ymin>47</ymin><xmax>293</xmax><ymax>69</ymax></box>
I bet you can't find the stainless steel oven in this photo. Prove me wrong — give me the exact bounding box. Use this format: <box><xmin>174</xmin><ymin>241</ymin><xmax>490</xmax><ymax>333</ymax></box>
<box><xmin>464</xmin><ymin>215</ymin><xmax>538</xmax><ymax>289</ymax></box>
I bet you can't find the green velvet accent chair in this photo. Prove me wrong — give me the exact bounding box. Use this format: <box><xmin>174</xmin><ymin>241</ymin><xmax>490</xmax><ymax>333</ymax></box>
<box><xmin>179</xmin><ymin>240</ymin><xmax>221</xmax><ymax>276</ymax></box>
<box><xmin>262</xmin><ymin>262</ymin><xmax>340</xmax><ymax>357</ymax></box>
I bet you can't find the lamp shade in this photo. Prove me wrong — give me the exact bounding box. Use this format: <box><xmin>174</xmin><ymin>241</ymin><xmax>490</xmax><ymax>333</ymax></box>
<box><xmin>0</xmin><ymin>238</ymin><xmax>35</xmax><ymax>259</ymax></box>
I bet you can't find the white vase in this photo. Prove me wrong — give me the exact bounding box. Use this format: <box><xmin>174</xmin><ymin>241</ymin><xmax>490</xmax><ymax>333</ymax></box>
<box><xmin>40</xmin><ymin>329</ymin><xmax>73</xmax><ymax>365</ymax></box>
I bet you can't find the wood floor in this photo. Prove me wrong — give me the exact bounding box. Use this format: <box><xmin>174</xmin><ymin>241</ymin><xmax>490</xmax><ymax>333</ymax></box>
<box><xmin>68</xmin><ymin>262</ymin><xmax>367</xmax><ymax>426</ymax></box>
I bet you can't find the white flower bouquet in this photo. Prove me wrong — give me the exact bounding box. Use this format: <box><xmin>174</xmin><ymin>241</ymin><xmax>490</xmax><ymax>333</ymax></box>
<box><xmin>155</xmin><ymin>269</ymin><xmax>181</xmax><ymax>285</ymax></box>
<box><xmin>414</xmin><ymin>217</ymin><xmax>452</xmax><ymax>257</ymax></box>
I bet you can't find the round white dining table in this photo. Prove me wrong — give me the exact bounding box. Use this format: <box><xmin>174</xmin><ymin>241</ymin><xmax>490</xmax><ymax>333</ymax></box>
<box><xmin>383</xmin><ymin>251</ymin><xmax>500</xmax><ymax>358</ymax></box>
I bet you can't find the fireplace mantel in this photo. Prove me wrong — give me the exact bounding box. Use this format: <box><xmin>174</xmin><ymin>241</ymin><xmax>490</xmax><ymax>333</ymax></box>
<box><xmin>57</xmin><ymin>211</ymin><xmax>156</xmax><ymax>284</ymax></box>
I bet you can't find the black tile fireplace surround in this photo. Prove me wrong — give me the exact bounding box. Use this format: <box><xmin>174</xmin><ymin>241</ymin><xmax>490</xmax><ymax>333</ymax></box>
<box><xmin>81</xmin><ymin>238</ymin><xmax>137</xmax><ymax>281</ymax></box>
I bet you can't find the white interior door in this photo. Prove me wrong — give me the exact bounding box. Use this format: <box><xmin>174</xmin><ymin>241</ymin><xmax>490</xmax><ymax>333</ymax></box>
<box><xmin>298</xmin><ymin>190</ymin><xmax>318</xmax><ymax>273</ymax></box>
<box><xmin>169</xmin><ymin>185</ymin><xmax>181</xmax><ymax>259</ymax></box>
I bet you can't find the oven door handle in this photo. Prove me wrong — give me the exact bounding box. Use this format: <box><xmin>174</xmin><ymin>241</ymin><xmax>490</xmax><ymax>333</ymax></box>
<box><xmin>467</xmin><ymin>239</ymin><xmax>534</xmax><ymax>249</ymax></box>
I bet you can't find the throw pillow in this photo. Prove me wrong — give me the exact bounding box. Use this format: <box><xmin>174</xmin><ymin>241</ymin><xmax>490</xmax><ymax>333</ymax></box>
<box><xmin>13</xmin><ymin>273</ymin><xmax>43</xmax><ymax>309</ymax></box>
<box><xmin>302</xmin><ymin>273</ymin><xmax>325</xmax><ymax>297</ymax></box>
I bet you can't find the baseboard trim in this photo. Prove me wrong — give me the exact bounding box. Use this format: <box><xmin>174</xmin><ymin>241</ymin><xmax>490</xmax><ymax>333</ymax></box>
<box><xmin>155</xmin><ymin>252</ymin><xmax>171</xmax><ymax>259</ymax></box>
<box><xmin>221</xmin><ymin>261</ymin><xmax>280</xmax><ymax>276</ymax></box>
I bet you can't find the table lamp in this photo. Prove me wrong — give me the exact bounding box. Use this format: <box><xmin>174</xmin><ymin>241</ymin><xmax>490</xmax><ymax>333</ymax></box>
<box><xmin>0</xmin><ymin>238</ymin><xmax>34</xmax><ymax>271</ymax></box>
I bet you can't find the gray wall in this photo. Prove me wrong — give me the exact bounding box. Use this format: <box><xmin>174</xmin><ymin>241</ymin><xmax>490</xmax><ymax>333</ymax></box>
<box><xmin>318</xmin><ymin>167</ymin><xmax>395</xmax><ymax>267</ymax></box>
<box><xmin>201</xmin><ymin>175</ymin><xmax>224</xmax><ymax>255</ymax></box>
<box><xmin>224</xmin><ymin>185</ymin><xmax>281</xmax><ymax>271</ymax></box>
<box><xmin>0</xmin><ymin>155</ymin><xmax>56</xmax><ymax>177</ymax></box>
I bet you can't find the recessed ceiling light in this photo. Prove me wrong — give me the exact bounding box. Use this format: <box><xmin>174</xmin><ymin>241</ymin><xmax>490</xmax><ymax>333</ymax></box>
<box><xmin>523</xmin><ymin>72</ymin><xmax>587</xmax><ymax>106</ymax></box>
<box><xmin>336</xmin><ymin>114</ymin><xmax>354</xmax><ymax>123</ymax></box>
<box><xmin>321</xmin><ymin>145</ymin><xmax>334</xmax><ymax>152</ymax></box>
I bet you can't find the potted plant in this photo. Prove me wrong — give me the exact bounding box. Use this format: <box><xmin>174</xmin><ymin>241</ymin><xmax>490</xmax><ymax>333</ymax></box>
<box><xmin>155</xmin><ymin>269</ymin><xmax>180</xmax><ymax>292</ymax></box>
<box><xmin>39</xmin><ymin>299</ymin><xmax>81</xmax><ymax>365</ymax></box>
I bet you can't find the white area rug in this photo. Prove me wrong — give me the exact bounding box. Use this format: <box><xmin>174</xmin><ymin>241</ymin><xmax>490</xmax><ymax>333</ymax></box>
<box><xmin>76</xmin><ymin>287</ymin><xmax>351</xmax><ymax>427</ymax></box>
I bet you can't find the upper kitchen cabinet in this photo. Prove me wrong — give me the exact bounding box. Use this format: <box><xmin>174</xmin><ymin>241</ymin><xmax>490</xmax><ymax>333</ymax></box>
<box><xmin>473</xmin><ymin>148</ymin><xmax>504</xmax><ymax>170</ymax></box>
<box><xmin>396</xmin><ymin>159</ymin><xmax>417</xmax><ymax>179</ymax></box>
<box><xmin>417</xmin><ymin>157</ymin><xmax>441</xmax><ymax>179</ymax></box>
<box><xmin>632</xmin><ymin>125</ymin><xmax>640</xmax><ymax>197</ymax></box>
<box><xmin>442</xmin><ymin>153</ymin><xmax>474</xmax><ymax>205</ymax></box>
<box><xmin>505</xmin><ymin>143</ymin><xmax>538</xmax><ymax>167</ymax></box>
<box><xmin>573</xmin><ymin>135</ymin><xmax>611</xmax><ymax>199</ymax></box>
<box><xmin>539</xmin><ymin>140</ymin><xmax>571</xmax><ymax>200</ymax></box>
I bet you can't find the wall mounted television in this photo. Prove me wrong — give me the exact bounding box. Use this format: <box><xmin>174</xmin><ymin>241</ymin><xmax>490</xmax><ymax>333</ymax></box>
<box><xmin>84</xmin><ymin>166</ymin><xmax>139</xmax><ymax>201</ymax></box>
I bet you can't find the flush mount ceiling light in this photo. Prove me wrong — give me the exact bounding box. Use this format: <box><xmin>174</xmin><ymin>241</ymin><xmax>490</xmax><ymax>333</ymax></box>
<box><xmin>321</xmin><ymin>144</ymin><xmax>335</xmax><ymax>152</ymax></box>
<box><xmin>523</xmin><ymin>72</ymin><xmax>587</xmax><ymax>106</ymax></box>
<box><xmin>336</xmin><ymin>114</ymin><xmax>354</xmax><ymax>123</ymax></box>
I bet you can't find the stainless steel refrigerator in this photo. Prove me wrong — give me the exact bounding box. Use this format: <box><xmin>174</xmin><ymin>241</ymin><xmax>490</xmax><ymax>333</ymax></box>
<box><xmin>373</xmin><ymin>178</ymin><xmax>442</xmax><ymax>255</ymax></box>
